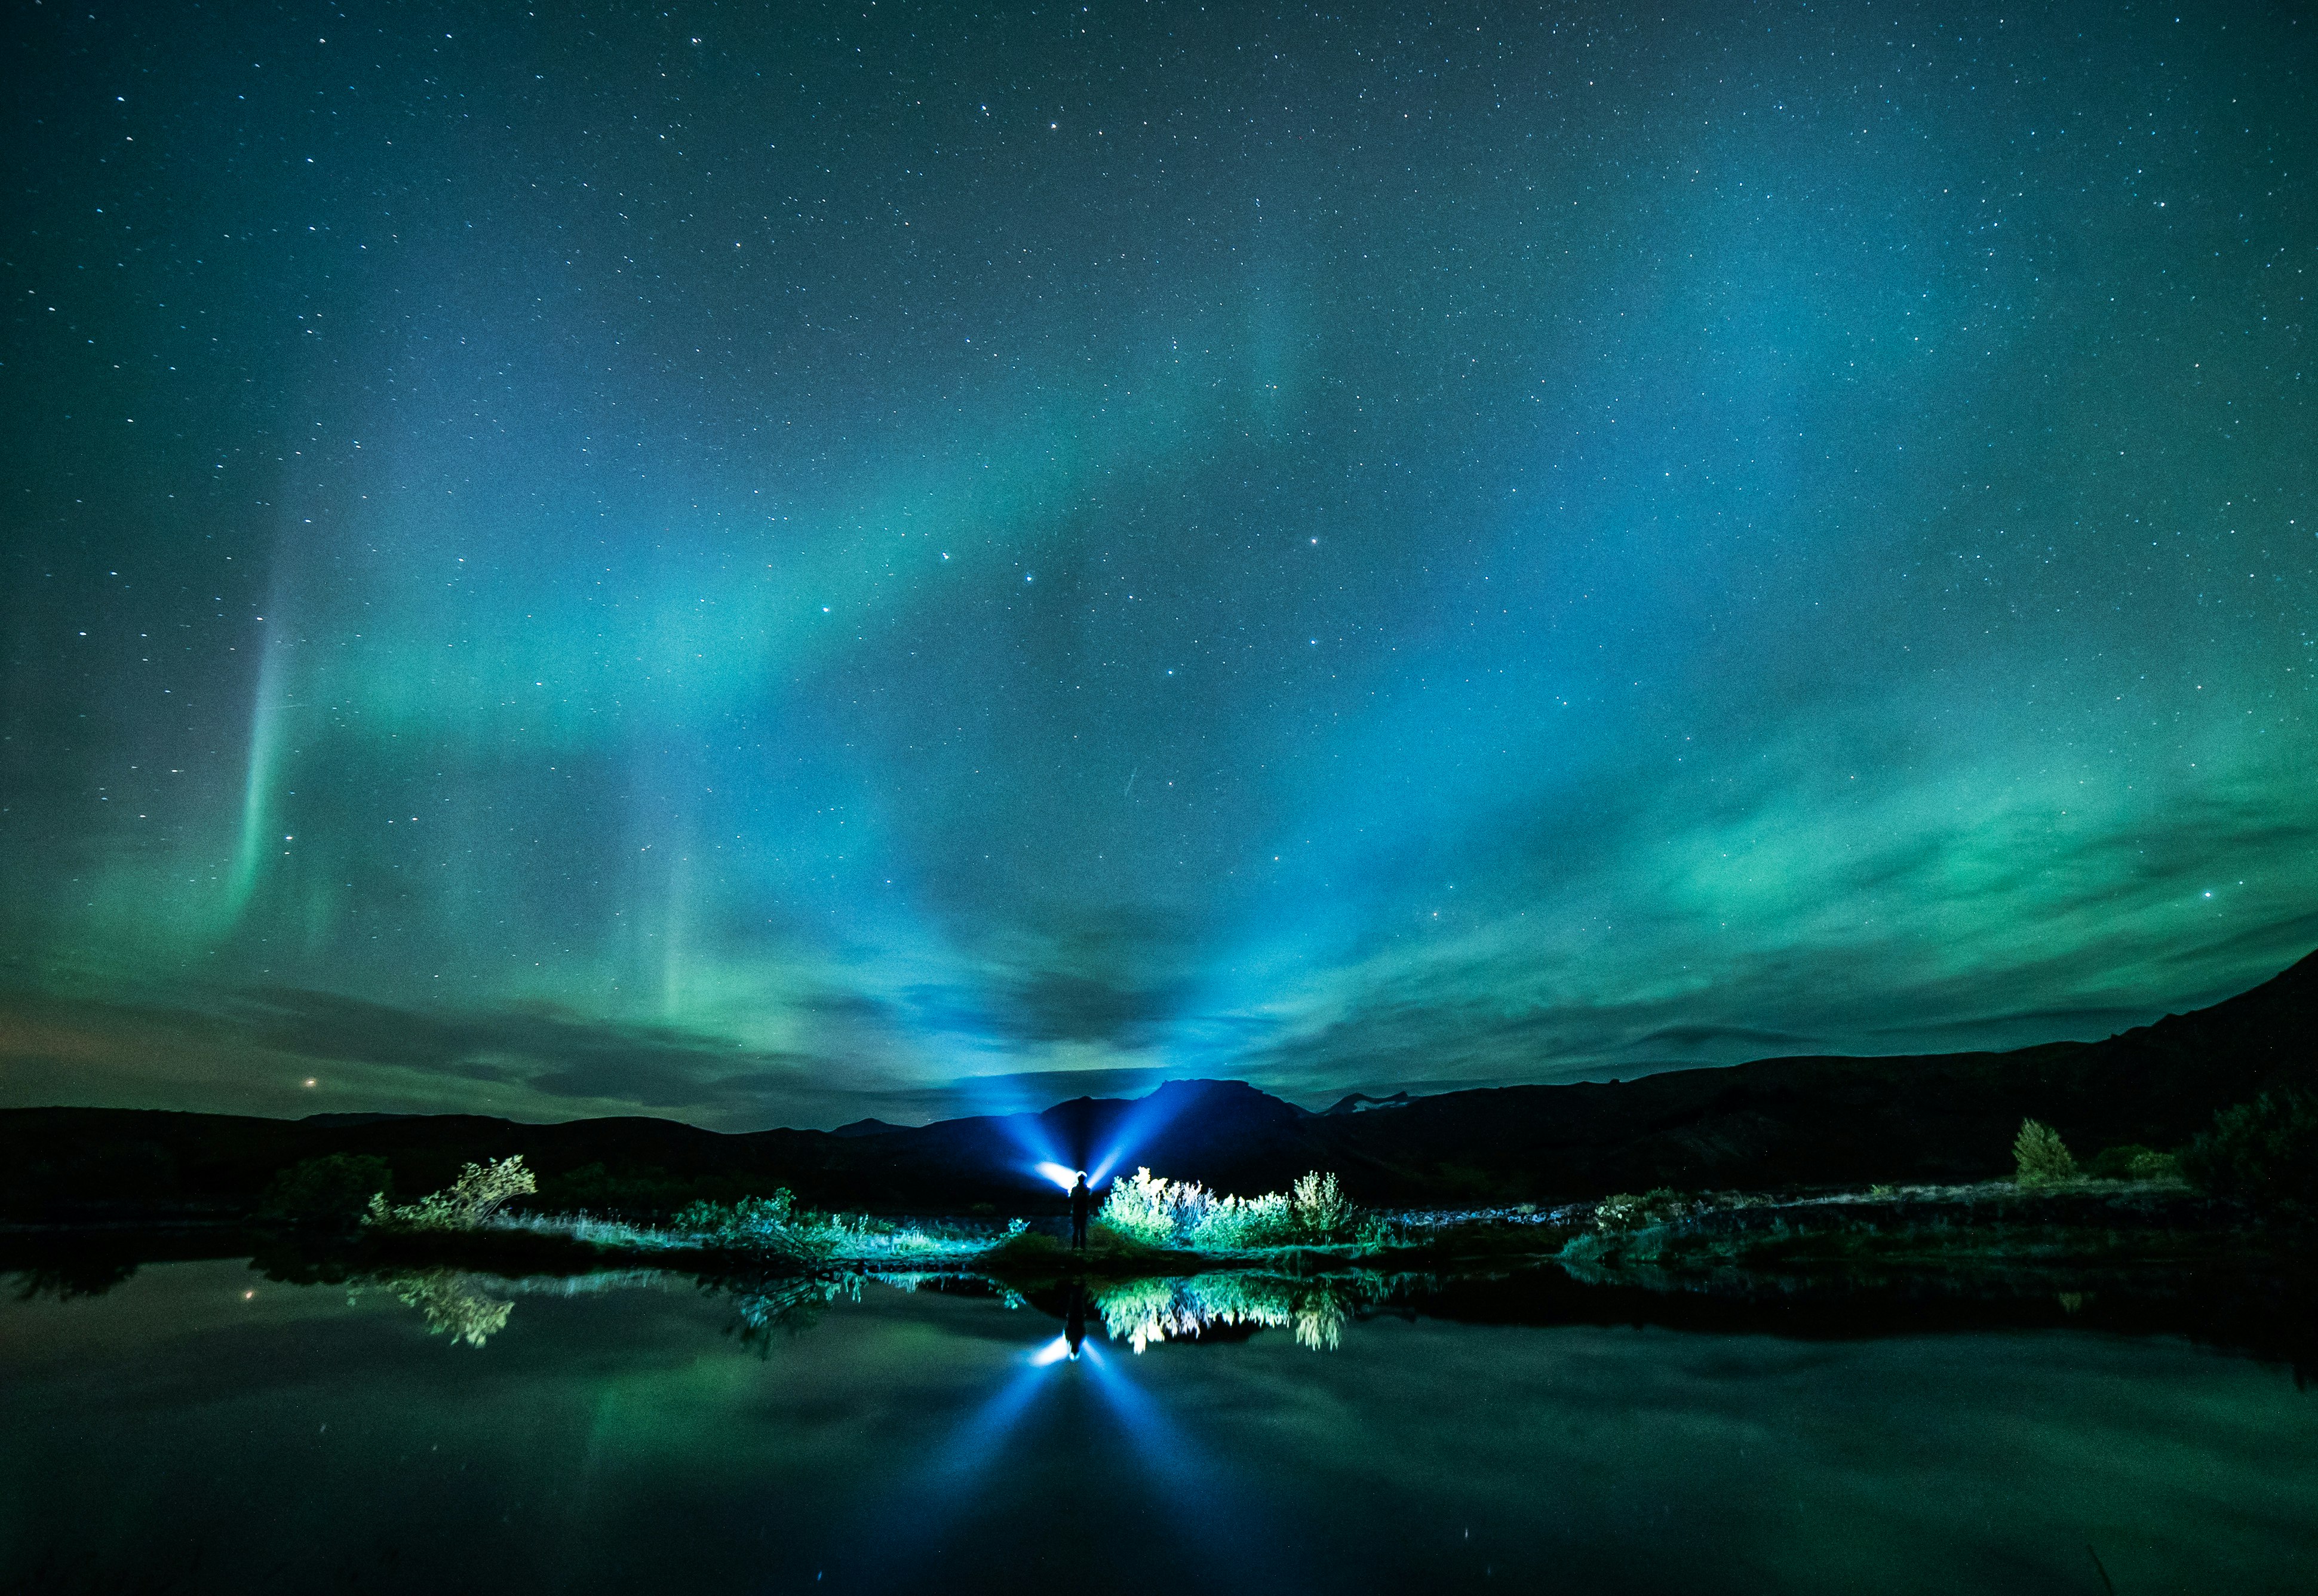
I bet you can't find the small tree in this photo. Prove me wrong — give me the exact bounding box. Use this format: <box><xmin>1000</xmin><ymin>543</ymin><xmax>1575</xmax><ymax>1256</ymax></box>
<box><xmin>2012</xmin><ymin>1119</ymin><xmax>2077</xmax><ymax>1186</ymax></box>
<box><xmin>366</xmin><ymin>1154</ymin><xmax>536</xmax><ymax>1230</ymax></box>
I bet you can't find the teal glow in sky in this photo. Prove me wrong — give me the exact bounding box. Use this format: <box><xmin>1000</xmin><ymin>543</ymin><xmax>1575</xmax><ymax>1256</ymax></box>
<box><xmin>4</xmin><ymin>1</ymin><xmax>2314</xmax><ymax>1128</ymax></box>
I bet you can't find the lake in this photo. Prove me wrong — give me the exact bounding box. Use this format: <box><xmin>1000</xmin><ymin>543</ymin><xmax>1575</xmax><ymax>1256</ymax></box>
<box><xmin>3</xmin><ymin>1257</ymin><xmax>2314</xmax><ymax>1592</ymax></box>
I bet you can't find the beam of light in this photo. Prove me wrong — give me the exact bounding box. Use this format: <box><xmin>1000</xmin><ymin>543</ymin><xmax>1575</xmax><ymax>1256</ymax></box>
<box><xmin>1034</xmin><ymin>1161</ymin><xmax>1080</xmax><ymax>1190</ymax></box>
<box><xmin>924</xmin><ymin>1344</ymin><xmax>1055</xmax><ymax>1484</ymax></box>
<box><xmin>1080</xmin><ymin>1340</ymin><xmax>1199</xmax><ymax>1475</ymax></box>
<box><xmin>1086</xmin><ymin>1085</ymin><xmax>1200</xmax><ymax>1185</ymax></box>
<box><xmin>1080</xmin><ymin>1341</ymin><xmax>1301</xmax><ymax>1582</ymax></box>
<box><xmin>825</xmin><ymin>1327</ymin><xmax>1076</xmax><ymax>1589</ymax></box>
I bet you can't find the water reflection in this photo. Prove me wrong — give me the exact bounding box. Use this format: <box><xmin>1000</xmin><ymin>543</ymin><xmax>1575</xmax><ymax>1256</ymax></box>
<box><xmin>1092</xmin><ymin>1270</ymin><xmax>1387</xmax><ymax>1352</ymax></box>
<box><xmin>380</xmin><ymin>1270</ymin><xmax>512</xmax><ymax>1348</ymax></box>
<box><xmin>4</xmin><ymin>1255</ymin><xmax>2316</xmax><ymax>1594</ymax></box>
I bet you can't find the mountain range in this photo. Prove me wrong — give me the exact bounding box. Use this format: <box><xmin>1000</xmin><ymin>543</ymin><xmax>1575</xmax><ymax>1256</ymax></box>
<box><xmin>4</xmin><ymin>947</ymin><xmax>2311</xmax><ymax>1217</ymax></box>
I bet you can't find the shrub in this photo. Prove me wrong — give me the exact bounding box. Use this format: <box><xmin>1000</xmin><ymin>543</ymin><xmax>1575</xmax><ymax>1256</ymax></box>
<box><xmin>1189</xmin><ymin>1190</ymin><xmax>1297</xmax><ymax>1250</ymax></box>
<box><xmin>673</xmin><ymin>1190</ymin><xmax>840</xmax><ymax>1259</ymax></box>
<box><xmin>1097</xmin><ymin>1168</ymin><xmax>1206</xmax><ymax>1247</ymax></box>
<box><xmin>386</xmin><ymin>1270</ymin><xmax>513</xmax><ymax>1347</ymax></box>
<box><xmin>2126</xmin><ymin>1149</ymin><xmax>2182</xmax><ymax>1183</ymax></box>
<box><xmin>2012</xmin><ymin>1119</ymin><xmax>2077</xmax><ymax>1186</ymax></box>
<box><xmin>2084</xmin><ymin>1144</ymin><xmax>2182</xmax><ymax>1183</ymax></box>
<box><xmin>1093</xmin><ymin>1272</ymin><xmax>1380</xmax><ymax>1353</ymax></box>
<box><xmin>259</xmin><ymin>1155</ymin><xmax>394</xmax><ymax>1226</ymax></box>
<box><xmin>366</xmin><ymin>1155</ymin><xmax>535</xmax><ymax>1231</ymax></box>
<box><xmin>1593</xmin><ymin>1188</ymin><xmax>1687</xmax><ymax>1233</ymax></box>
<box><xmin>1098</xmin><ymin>1167</ymin><xmax>1362</xmax><ymax>1250</ymax></box>
<box><xmin>2181</xmin><ymin>1090</ymin><xmax>2318</xmax><ymax>1220</ymax></box>
<box><xmin>1290</xmin><ymin>1171</ymin><xmax>1356</xmax><ymax>1241</ymax></box>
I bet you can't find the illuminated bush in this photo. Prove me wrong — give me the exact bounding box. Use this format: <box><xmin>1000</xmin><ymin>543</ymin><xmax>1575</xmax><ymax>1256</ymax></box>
<box><xmin>1189</xmin><ymin>1190</ymin><xmax>1296</xmax><ymax>1248</ymax></box>
<box><xmin>1291</xmin><ymin>1171</ymin><xmax>1355</xmax><ymax>1241</ymax></box>
<box><xmin>668</xmin><ymin>1193</ymin><xmax>1024</xmax><ymax>1262</ymax></box>
<box><xmin>366</xmin><ymin>1155</ymin><xmax>536</xmax><ymax>1231</ymax></box>
<box><xmin>1097</xmin><ymin>1167</ymin><xmax>1212</xmax><ymax>1247</ymax></box>
<box><xmin>1100</xmin><ymin>1167</ymin><xmax>1361</xmax><ymax>1249</ymax></box>
<box><xmin>2012</xmin><ymin>1119</ymin><xmax>2077</xmax><ymax>1186</ymax></box>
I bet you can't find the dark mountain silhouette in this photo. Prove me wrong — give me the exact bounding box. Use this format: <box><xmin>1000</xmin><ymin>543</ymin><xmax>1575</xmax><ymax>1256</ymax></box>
<box><xmin>4</xmin><ymin>947</ymin><xmax>2311</xmax><ymax>1217</ymax></box>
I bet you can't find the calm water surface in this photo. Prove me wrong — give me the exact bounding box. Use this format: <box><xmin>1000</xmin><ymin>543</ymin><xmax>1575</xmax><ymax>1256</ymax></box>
<box><xmin>3</xmin><ymin>1259</ymin><xmax>2314</xmax><ymax>1594</ymax></box>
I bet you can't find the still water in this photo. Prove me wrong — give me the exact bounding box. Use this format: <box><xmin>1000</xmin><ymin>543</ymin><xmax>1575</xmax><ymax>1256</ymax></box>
<box><xmin>3</xmin><ymin>1258</ymin><xmax>2314</xmax><ymax>1594</ymax></box>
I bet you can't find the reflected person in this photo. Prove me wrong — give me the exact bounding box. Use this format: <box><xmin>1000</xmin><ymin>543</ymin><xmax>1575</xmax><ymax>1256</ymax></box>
<box><xmin>1065</xmin><ymin>1281</ymin><xmax>1088</xmax><ymax>1359</ymax></box>
<box><xmin>1070</xmin><ymin>1170</ymin><xmax>1092</xmax><ymax>1250</ymax></box>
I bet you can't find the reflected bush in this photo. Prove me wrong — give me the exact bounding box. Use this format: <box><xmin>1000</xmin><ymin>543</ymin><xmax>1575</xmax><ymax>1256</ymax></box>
<box><xmin>366</xmin><ymin>1155</ymin><xmax>536</xmax><ymax>1231</ymax></box>
<box><xmin>8</xmin><ymin>1259</ymin><xmax>141</xmax><ymax>1302</ymax></box>
<box><xmin>1097</xmin><ymin>1167</ymin><xmax>1361</xmax><ymax>1251</ymax></box>
<box><xmin>705</xmin><ymin>1272</ymin><xmax>864</xmax><ymax>1353</ymax></box>
<box><xmin>384</xmin><ymin>1271</ymin><xmax>514</xmax><ymax>1348</ymax></box>
<box><xmin>1092</xmin><ymin>1272</ymin><xmax>1378</xmax><ymax>1352</ymax></box>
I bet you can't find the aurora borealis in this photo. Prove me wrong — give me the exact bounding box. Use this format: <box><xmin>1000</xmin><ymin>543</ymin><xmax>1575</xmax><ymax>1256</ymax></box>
<box><xmin>3</xmin><ymin>1</ymin><xmax>2313</xmax><ymax>1129</ymax></box>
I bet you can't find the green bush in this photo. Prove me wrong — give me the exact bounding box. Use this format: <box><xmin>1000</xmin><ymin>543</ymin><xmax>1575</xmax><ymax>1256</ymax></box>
<box><xmin>258</xmin><ymin>1155</ymin><xmax>394</xmax><ymax>1225</ymax></box>
<box><xmin>2012</xmin><ymin>1119</ymin><xmax>2077</xmax><ymax>1186</ymax></box>
<box><xmin>2084</xmin><ymin>1144</ymin><xmax>2182</xmax><ymax>1183</ymax></box>
<box><xmin>1095</xmin><ymin>1167</ymin><xmax>1203</xmax><ymax>1247</ymax></box>
<box><xmin>366</xmin><ymin>1155</ymin><xmax>535</xmax><ymax>1231</ymax></box>
<box><xmin>1290</xmin><ymin>1171</ymin><xmax>1356</xmax><ymax>1241</ymax></box>
<box><xmin>673</xmin><ymin>1190</ymin><xmax>845</xmax><ymax>1259</ymax></box>
<box><xmin>1189</xmin><ymin>1190</ymin><xmax>1297</xmax><ymax>1249</ymax></box>
<box><xmin>1097</xmin><ymin>1167</ymin><xmax>1361</xmax><ymax>1250</ymax></box>
<box><xmin>2181</xmin><ymin>1090</ymin><xmax>2318</xmax><ymax>1220</ymax></box>
<box><xmin>1592</xmin><ymin>1188</ymin><xmax>1687</xmax><ymax>1233</ymax></box>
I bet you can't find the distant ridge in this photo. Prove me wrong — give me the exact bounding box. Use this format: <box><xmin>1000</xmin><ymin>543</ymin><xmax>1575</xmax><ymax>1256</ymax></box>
<box><xmin>4</xmin><ymin>947</ymin><xmax>2312</xmax><ymax>1214</ymax></box>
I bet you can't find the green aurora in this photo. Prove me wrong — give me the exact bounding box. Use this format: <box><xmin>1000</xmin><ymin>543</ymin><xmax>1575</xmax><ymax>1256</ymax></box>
<box><xmin>2</xmin><ymin>2</ymin><xmax>2313</xmax><ymax>1128</ymax></box>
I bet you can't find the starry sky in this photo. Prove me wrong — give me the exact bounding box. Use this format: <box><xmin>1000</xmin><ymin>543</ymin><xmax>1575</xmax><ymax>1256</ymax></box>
<box><xmin>3</xmin><ymin>0</ymin><xmax>2314</xmax><ymax>1131</ymax></box>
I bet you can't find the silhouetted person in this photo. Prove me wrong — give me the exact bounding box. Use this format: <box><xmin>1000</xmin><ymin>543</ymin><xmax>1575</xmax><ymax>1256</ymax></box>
<box><xmin>1064</xmin><ymin>1281</ymin><xmax>1088</xmax><ymax>1359</ymax></box>
<box><xmin>1070</xmin><ymin>1170</ymin><xmax>1092</xmax><ymax>1250</ymax></box>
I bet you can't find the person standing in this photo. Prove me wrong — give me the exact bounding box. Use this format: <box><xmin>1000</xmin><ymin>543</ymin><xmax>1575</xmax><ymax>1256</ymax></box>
<box><xmin>1070</xmin><ymin>1170</ymin><xmax>1092</xmax><ymax>1250</ymax></box>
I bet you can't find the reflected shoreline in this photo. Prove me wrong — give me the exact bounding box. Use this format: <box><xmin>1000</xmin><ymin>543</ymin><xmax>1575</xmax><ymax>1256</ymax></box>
<box><xmin>8</xmin><ymin>1227</ymin><xmax>2316</xmax><ymax>1379</ymax></box>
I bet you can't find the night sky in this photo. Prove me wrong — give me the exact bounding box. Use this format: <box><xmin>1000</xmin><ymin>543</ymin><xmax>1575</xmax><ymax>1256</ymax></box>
<box><xmin>4</xmin><ymin>1</ymin><xmax>2313</xmax><ymax>1130</ymax></box>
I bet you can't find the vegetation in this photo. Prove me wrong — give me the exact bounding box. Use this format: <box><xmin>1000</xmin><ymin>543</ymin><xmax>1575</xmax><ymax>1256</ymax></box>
<box><xmin>2012</xmin><ymin>1119</ymin><xmax>2077</xmax><ymax>1186</ymax></box>
<box><xmin>1093</xmin><ymin>1271</ymin><xmax>1383</xmax><ymax>1352</ymax></box>
<box><xmin>2085</xmin><ymin>1144</ymin><xmax>2181</xmax><ymax>1183</ymax></box>
<box><xmin>2182</xmin><ymin>1089</ymin><xmax>2318</xmax><ymax>1221</ymax></box>
<box><xmin>1591</xmin><ymin>1188</ymin><xmax>1690</xmax><ymax>1233</ymax></box>
<box><xmin>365</xmin><ymin>1155</ymin><xmax>536</xmax><ymax>1231</ymax></box>
<box><xmin>1095</xmin><ymin>1167</ymin><xmax>1359</xmax><ymax>1250</ymax></box>
<box><xmin>382</xmin><ymin>1270</ymin><xmax>515</xmax><ymax>1348</ymax></box>
<box><xmin>668</xmin><ymin>1190</ymin><xmax>1023</xmax><ymax>1262</ymax></box>
<box><xmin>257</xmin><ymin>1155</ymin><xmax>394</xmax><ymax>1226</ymax></box>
